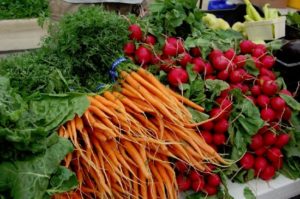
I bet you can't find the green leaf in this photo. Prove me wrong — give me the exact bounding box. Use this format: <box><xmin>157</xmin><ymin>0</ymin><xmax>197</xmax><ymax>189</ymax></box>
<box><xmin>245</xmin><ymin>58</ymin><xmax>259</xmax><ymax>76</ymax></box>
<box><xmin>244</xmin><ymin>187</ymin><xmax>256</xmax><ymax>199</ymax></box>
<box><xmin>267</xmin><ymin>40</ymin><xmax>283</xmax><ymax>53</ymax></box>
<box><xmin>188</xmin><ymin>107</ymin><xmax>209</xmax><ymax>123</ymax></box>
<box><xmin>205</xmin><ymin>79</ymin><xmax>230</xmax><ymax>98</ymax></box>
<box><xmin>186</xmin><ymin>63</ymin><xmax>197</xmax><ymax>82</ymax></box>
<box><xmin>279</xmin><ymin>93</ymin><xmax>300</xmax><ymax>111</ymax></box>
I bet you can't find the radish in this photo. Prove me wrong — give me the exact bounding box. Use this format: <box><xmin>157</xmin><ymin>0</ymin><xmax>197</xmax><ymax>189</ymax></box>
<box><xmin>192</xmin><ymin>178</ymin><xmax>205</xmax><ymax>192</ymax></box>
<box><xmin>163</xmin><ymin>42</ymin><xmax>178</xmax><ymax>57</ymax></box>
<box><xmin>274</xmin><ymin>157</ymin><xmax>283</xmax><ymax>170</ymax></box>
<box><xmin>167</xmin><ymin>68</ymin><xmax>189</xmax><ymax>87</ymax></box>
<box><xmin>252</xmin><ymin>47</ymin><xmax>265</xmax><ymax>58</ymax></box>
<box><xmin>144</xmin><ymin>34</ymin><xmax>156</xmax><ymax>45</ymax></box>
<box><xmin>217</xmin><ymin>70</ymin><xmax>229</xmax><ymax>81</ymax></box>
<box><xmin>128</xmin><ymin>24</ymin><xmax>143</xmax><ymax>41</ymax></box>
<box><xmin>220</xmin><ymin>89</ymin><xmax>230</xmax><ymax>98</ymax></box>
<box><xmin>260</xmin><ymin>165</ymin><xmax>275</xmax><ymax>181</ymax></box>
<box><xmin>207</xmin><ymin>164</ymin><xmax>216</xmax><ymax>172</ymax></box>
<box><xmin>213</xmin><ymin>118</ymin><xmax>229</xmax><ymax>134</ymax></box>
<box><xmin>207</xmin><ymin>173</ymin><xmax>221</xmax><ymax>187</ymax></box>
<box><xmin>204</xmin><ymin>62</ymin><xmax>214</xmax><ymax>76</ymax></box>
<box><xmin>151</xmin><ymin>54</ymin><xmax>160</xmax><ymax>65</ymax></box>
<box><xmin>271</xmin><ymin>97</ymin><xmax>286</xmax><ymax>111</ymax></box>
<box><xmin>256</xmin><ymin>44</ymin><xmax>267</xmax><ymax>52</ymax></box>
<box><xmin>201</xmin><ymin>131</ymin><xmax>213</xmax><ymax>144</ymax></box>
<box><xmin>165</xmin><ymin>37</ymin><xmax>184</xmax><ymax>54</ymax></box>
<box><xmin>255</xmin><ymin>147</ymin><xmax>267</xmax><ymax>156</ymax></box>
<box><xmin>246</xmin><ymin>95</ymin><xmax>256</xmax><ymax>104</ymax></box>
<box><xmin>261</xmin><ymin>108</ymin><xmax>276</xmax><ymax>122</ymax></box>
<box><xmin>206</xmin><ymin>75</ymin><xmax>216</xmax><ymax>80</ymax></box>
<box><xmin>229</xmin><ymin>70</ymin><xmax>243</xmax><ymax>83</ymax></box>
<box><xmin>262</xmin><ymin>80</ymin><xmax>278</xmax><ymax>96</ymax></box>
<box><xmin>240</xmin><ymin>40</ymin><xmax>255</xmax><ymax>54</ymax></box>
<box><xmin>175</xmin><ymin>161</ymin><xmax>188</xmax><ymax>173</ymax></box>
<box><xmin>267</xmin><ymin>147</ymin><xmax>282</xmax><ymax>162</ymax></box>
<box><xmin>250</xmin><ymin>134</ymin><xmax>264</xmax><ymax>150</ymax></box>
<box><xmin>176</xmin><ymin>174</ymin><xmax>191</xmax><ymax>191</ymax></box>
<box><xmin>253</xmin><ymin>57</ymin><xmax>263</xmax><ymax>68</ymax></box>
<box><xmin>123</xmin><ymin>42</ymin><xmax>136</xmax><ymax>55</ymax></box>
<box><xmin>256</xmin><ymin>95</ymin><xmax>270</xmax><ymax>108</ymax></box>
<box><xmin>240</xmin><ymin>153</ymin><xmax>255</xmax><ymax>169</ymax></box>
<box><xmin>280</xmin><ymin>89</ymin><xmax>293</xmax><ymax>96</ymax></box>
<box><xmin>135</xmin><ymin>46</ymin><xmax>152</xmax><ymax>64</ymax></box>
<box><xmin>189</xmin><ymin>170</ymin><xmax>204</xmax><ymax>181</ymax></box>
<box><xmin>179</xmin><ymin>52</ymin><xmax>192</xmax><ymax>67</ymax></box>
<box><xmin>224</xmin><ymin>48</ymin><xmax>235</xmax><ymax>60</ymax></box>
<box><xmin>212</xmin><ymin>55</ymin><xmax>229</xmax><ymax>71</ymax></box>
<box><xmin>201</xmin><ymin>121</ymin><xmax>214</xmax><ymax>131</ymax></box>
<box><xmin>210</xmin><ymin>108</ymin><xmax>227</xmax><ymax>120</ymax></box>
<box><xmin>213</xmin><ymin>133</ymin><xmax>226</xmax><ymax>145</ymax></box>
<box><xmin>209</xmin><ymin>49</ymin><xmax>223</xmax><ymax>61</ymax></box>
<box><xmin>203</xmin><ymin>185</ymin><xmax>218</xmax><ymax>196</ymax></box>
<box><xmin>254</xmin><ymin>156</ymin><xmax>268</xmax><ymax>172</ymax></box>
<box><xmin>160</xmin><ymin>58</ymin><xmax>175</xmax><ymax>72</ymax></box>
<box><xmin>192</xmin><ymin>58</ymin><xmax>205</xmax><ymax>73</ymax></box>
<box><xmin>282</xmin><ymin>106</ymin><xmax>292</xmax><ymax>121</ymax></box>
<box><xmin>275</xmin><ymin>134</ymin><xmax>290</xmax><ymax>148</ymax></box>
<box><xmin>190</xmin><ymin>47</ymin><xmax>202</xmax><ymax>57</ymax></box>
<box><xmin>166</xmin><ymin>37</ymin><xmax>177</xmax><ymax>45</ymax></box>
<box><xmin>261</xmin><ymin>55</ymin><xmax>275</xmax><ymax>69</ymax></box>
<box><xmin>233</xmin><ymin>55</ymin><xmax>246</xmax><ymax>68</ymax></box>
<box><xmin>218</xmin><ymin>98</ymin><xmax>233</xmax><ymax>111</ymax></box>
<box><xmin>259</xmin><ymin>68</ymin><xmax>276</xmax><ymax>80</ymax></box>
<box><xmin>263</xmin><ymin>131</ymin><xmax>277</xmax><ymax>146</ymax></box>
<box><xmin>258</xmin><ymin>126</ymin><xmax>269</xmax><ymax>134</ymax></box>
<box><xmin>258</xmin><ymin>75</ymin><xmax>272</xmax><ymax>86</ymax></box>
<box><xmin>251</xmin><ymin>85</ymin><xmax>261</xmax><ymax>96</ymax></box>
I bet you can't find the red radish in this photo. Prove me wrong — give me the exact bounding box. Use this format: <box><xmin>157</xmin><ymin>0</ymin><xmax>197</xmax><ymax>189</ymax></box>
<box><xmin>176</xmin><ymin>39</ymin><xmax>185</xmax><ymax>54</ymax></box>
<box><xmin>192</xmin><ymin>58</ymin><xmax>205</xmax><ymax>73</ymax></box>
<box><xmin>179</xmin><ymin>52</ymin><xmax>192</xmax><ymax>67</ymax></box>
<box><xmin>261</xmin><ymin>108</ymin><xmax>276</xmax><ymax>122</ymax></box>
<box><xmin>209</xmin><ymin>49</ymin><xmax>223</xmax><ymax>61</ymax></box>
<box><xmin>217</xmin><ymin>70</ymin><xmax>229</xmax><ymax>81</ymax></box>
<box><xmin>160</xmin><ymin>58</ymin><xmax>175</xmax><ymax>72</ymax></box>
<box><xmin>123</xmin><ymin>42</ymin><xmax>136</xmax><ymax>55</ymax></box>
<box><xmin>166</xmin><ymin>37</ymin><xmax>177</xmax><ymax>45</ymax></box>
<box><xmin>192</xmin><ymin>178</ymin><xmax>205</xmax><ymax>192</ymax></box>
<box><xmin>213</xmin><ymin>118</ymin><xmax>229</xmax><ymax>134</ymax></box>
<box><xmin>210</xmin><ymin>108</ymin><xmax>227</xmax><ymax>120</ymax></box>
<box><xmin>224</xmin><ymin>48</ymin><xmax>235</xmax><ymax>60</ymax></box>
<box><xmin>220</xmin><ymin>89</ymin><xmax>230</xmax><ymax>98</ymax></box>
<box><xmin>201</xmin><ymin>121</ymin><xmax>214</xmax><ymax>131</ymax></box>
<box><xmin>206</xmin><ymin>75</ymin><xmax>216</xmax><ymax>80</ymax></box>
<box><xmin>275</xmin><ymin>134</ymin><xmax>290</xmax><ymax>148</ymax></box>
<box><xmin>261</xmin><ymin>55</ymin><xmax>275</xmax><ymax>69</ymax></box>
<box><xmin>262</xmin><ymin>80</ymin><xmax>278</xmax><ymax>96</ymax></box>
<box><xmin>163</xmin><ymin>42</ymin><xmax>177</xmax><ymax>57</ymax></box>
<box><xmin>213</xmin><ymin>133</ymin><xmax>226</xmax><ymax>145</ymax></box>
<box><xmin>167</xmin><ymin>68</ymin><xmax>189</xmax><ymax>87</ymax></box>
<box><xmin>240</xmin><ymin>153</ymin><xmax>255</xmax><ymax>170</ymax></box>
<box><xmin>240</xmin><ymin>40</ymin><xmax>255</xmax><ymax>54</ymax></box>
<box><xmin>256</xmin><ymin>95</ymin><xmax>270</xmax><ymax>108</ymax></box>
<box><xmin>255</xmin><ymin>147</ymin><xmax>267</xmax><ymax>156</ymax></box>
<box><xmin>207</xmin><ymin>164</ymin><xmax>217</xmax><ymax>172</ymax></box>
<box><xmin>189</xmin><ymin>170</ymin><xmax>204</xmax><ymax>181</ymax></box>
<box><xmin>263</xmin><ymin>131</ymin><xmax>277</xmax><ymax>146</ymax></box>
<box><xmin>207</xmin><ymin>174</ymin><xmax>221</xmax><ymax>187</ymax></box>
<box><xmin>190</xmin><ymin>47</ymin><xmax>202</xmax><ymax>57</ymax></box>
<box><xmin>267</xmin><ymin>147</ymin><xmax>282</xmax><ymax>162</ymax></box>
<box><xmin>241</xmin><ymin>84</ymin><xmax>249</xmax><ymax>93</ymax></box>
<box><xmin>271</xmin><ymin>97</ymin><xmax>286</xmax><ymax>111</ymax></box>
<box><xmin>274</xmin><ymin>157</ymin><xmax>283</xmax><ymax>170</ymax></box>
<box><xmin>252</xmin><ymin>47</ymin><xmax>265</xmax><ymax>58</ymax></box>
<box><xmin>253</xmin><ymin>57</ymin><xmax>263</xmax><ymax>68</ymax></box>
<box><xmin>212</xmin><ymin>55</ymin><xmax>229</xmax><ymax>71</ymax></box>
<box><xmin>144</xmin><ymin>34</ymin><xmax>156</xmax><ymax>45</ymax></box>
<box><xmin>229</xmin><ymin>70</ymin><xmax>243</xmax><ymax>83</ymax></box>
<box><xmin>176</xmin><ymin>175</ymin><xmax>191</xmax><ymax>191</ymax></box>
<box><xmin>129</xmin><ymin>24</ymin><xmax>143</xmax><ymax>41</ymax></box>
<box><xmin>282</xmin><ymin>107</ymin><xmax>292</xmax><ymax>121</ymax></box>
<box><xmin>135</xmin><ymin>46</ymin><xmax>152</xmax><ymax>64</ymax></box>
<box><xmin>204</xmin><ymin>62</ymin><xmax>214</xmax><ymax>76</ymax></box>
<box><xmin>260</xmin><ymin>68</ymin><xmax>276</xmax><ymax>80</ymax></box>
<box><xmin>201</xmin><ymin>131</ymin><xmax>213</xmax><ymax>144</ymax></box>
<box><xmin>250</xmin><ymin>134</ymin><xmax>264</xmax><ymax>150</ymax></box>
<box><xmin>233</xmin><ymin>55</ymin><xmax>246</xmax><ymax>68</ymax></box>
<box><xmin>151</xmin><ymin>54</ymin><xmax>160</xmax><ymax>65</ymax></box>
<box><xmin>258</xmin><ymin>126</ymin><xmax>269</xmax><ymax>134</ymax></box>
<box><xmin>203</xmin><ymin>185</ymin><xmax>218</xmax><ymax>196</ymax></box>
<box><xmin>256</xmin><ymin>44</ymin><xmax>267</xmax><ymax>52</ymax></box>
<box><xmin>247</xmin><ymin>95</ymin><xmax>256</xmax><ymax>104</ymax></box>
<box><xmin>254</xmin><ymin>156</ymin><xmax>268</xmax><ymax>171</ymax></box>
<box><xmin>258</xmin><ymin>75</ymin><xmax>272</xmax><ymax>86</ymax></box>
<box><xmin>251</xmin><ymin>85</ymin><xmax>261</xmax><ymax>96</ymax></box>
<box><xmin>260</xmin><ymin>165</ymin><xmax>275</xmax><ymax>180</ymax></box>
<box><xmin>218</xmin><ymin>98</ymin><xmax>233</xmax><ymax>111</ymax></box>
<box><xmin>210</xmin><ymin>144</ymin><xmax>218</xmax><ymax>151</ymax></box>
<box><xmin>280</xmin><ymin>89</ymin><xmax>292</xmax><ymax>96</ymax></box>
<box><xmin>175</xmin><ymin>161</ymin><xmax>188</xmax><ymax>173</ymax></box>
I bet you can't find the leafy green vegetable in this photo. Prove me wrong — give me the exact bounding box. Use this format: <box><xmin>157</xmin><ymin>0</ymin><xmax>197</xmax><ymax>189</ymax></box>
<box><xmin>287</xmin><ymin>12</ymin><xmax>300</xmax><ymax>29</ymax></box>
<box><xmin>0</xmin><ymin>0</ymin><xmax>49</xmax><ymax>20</ymax></box>
<box><xmin>228</xmin><ymin>90</ymin><xmax>264</xmax><ymax>160</ymax></box>
<box><xmin>205</xmin><ymin>79</ymin><xmax>230</xmax><ymax>99</ymax></box>
<box><xmin>0</xmin><ymin>136</ymin><xmax>76</xmax><ymax>199</ymax></box>
<box><xmin>279</xmin><ymin>93</ymin><xmax>300</xmax><ymax>111</ymax></box>
<box><xmin>244</xmin><ymin>187</ymin><xmax>255</xmax><ymax>199</ymax></box>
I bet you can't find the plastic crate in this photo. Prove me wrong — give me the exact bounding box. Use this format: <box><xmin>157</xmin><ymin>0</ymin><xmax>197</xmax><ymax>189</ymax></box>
<box><xmin>244</xmin><ymin>16</ymin><xmax>286</xmax><ymax>41</ymax></box>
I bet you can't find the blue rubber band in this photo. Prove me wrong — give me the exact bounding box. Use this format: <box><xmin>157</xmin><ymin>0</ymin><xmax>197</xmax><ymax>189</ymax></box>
<box><xmin>95</xmin><ymin>83</ymin><xmax>106</xmax><ymax>91</ymax></box>
<box><xmin>109</xmin><ymin>57</ymin><xmax>127</xmax><ymax>81</ymax></box>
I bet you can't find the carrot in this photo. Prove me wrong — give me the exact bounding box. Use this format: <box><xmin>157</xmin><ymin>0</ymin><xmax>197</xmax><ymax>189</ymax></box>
<box><xmin>112</xmin><ymin>91</ymin><xmax>144</xmax><ymax>114</ymax></box>
<box><xmin>149</xmin><ymin>162</ymin><xmax>166</xmax><ymax>199</ymax></box>
<box><xmin>120</xmin><ymin>81</ymin><xmax>146</xmax><ymax>100</ymax></box>
<box><xmin>139</xmin><ymin>169</ymin><xmax>148</xmax><ymax>199</ymax></box>
<box><xmin>88</xmin><ymin>96</ymin><xmax>118</xmax><ymax>118</ymax></box>
<box><xmin>103</xmin><ymin>91</ymin><xmax>126</xmax><ymax>112</ymax></box>
<box><xmin>94</xmin><ymin>95</ymin><xmax>124</xmax><ymax>113</ymax></box>
<box><xmin>155</xmin><ymin>162</ymin><xmax>175</xmax><ymax>199</ymax></box>
<box><xmin>64</xmin><ymin>153</ymin><xmax>72</xmax><ymax>168</ymax></box>
<box><xmin>92</xmin><ymin>129</ymin><xmax>107</xmax><ymax>142</ymax></box>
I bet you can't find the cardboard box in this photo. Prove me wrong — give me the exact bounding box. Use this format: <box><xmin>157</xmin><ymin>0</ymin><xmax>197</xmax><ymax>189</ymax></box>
<box><xmin>250</xmin><ymin>0</ymin><xmax>288</xmax><ymax>8</ymax></box>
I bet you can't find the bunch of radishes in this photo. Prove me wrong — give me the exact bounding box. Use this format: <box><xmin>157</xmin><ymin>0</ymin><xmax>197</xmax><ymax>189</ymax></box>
<box><xmin>175</xmin><ymin>161</ymin><xmax>222</xmax><ymax>196</ymax></box>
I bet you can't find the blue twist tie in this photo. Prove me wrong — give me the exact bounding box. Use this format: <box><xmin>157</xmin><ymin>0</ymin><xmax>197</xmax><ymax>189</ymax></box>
<box><xmin>95</xmin><ymin>83</ymin><xmax>106</xmax><ymax>91</ymax></box>
<box><xmin>110</xmin><ymin>57</ymin><xmax>127</xmax><ymax>82</ymax></box>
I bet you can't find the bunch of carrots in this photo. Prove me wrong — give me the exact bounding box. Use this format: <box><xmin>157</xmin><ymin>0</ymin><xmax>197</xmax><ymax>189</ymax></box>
<box><xmin>54</xmin><ymin>68</ymin><xmax>228</xmax><ymax>199</ymax></box>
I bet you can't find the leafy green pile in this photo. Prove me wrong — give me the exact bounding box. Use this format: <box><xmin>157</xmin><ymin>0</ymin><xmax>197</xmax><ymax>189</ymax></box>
<box><xmin>0</xmin><ymin>76</ymin><xmax>89</xmax><ymax>198</ymax></box>
<box><xmin>0</xmin><ymin>0</ymin><xmax>49</xmax><ymax>20</ymax></box>
<box><xmin>287</xmin><ymin>12</ymin><xmax>300</xmax><ymax>29</ymax></box>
